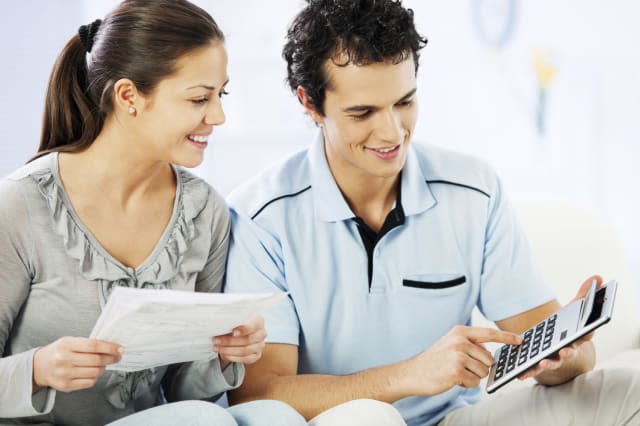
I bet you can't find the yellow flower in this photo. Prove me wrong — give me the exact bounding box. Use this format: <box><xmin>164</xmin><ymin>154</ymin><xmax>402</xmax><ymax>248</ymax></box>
<box><xmin>533</xmin><ymin>50</ymin><xmax>557</xmax><ymax>89</ymax></box>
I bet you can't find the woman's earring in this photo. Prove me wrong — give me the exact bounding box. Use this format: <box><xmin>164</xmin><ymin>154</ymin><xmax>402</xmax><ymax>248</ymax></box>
<box><xmin>128</xmin><ymin>106</ymin><xmax>137</xmax><ymax>116</ymax></box>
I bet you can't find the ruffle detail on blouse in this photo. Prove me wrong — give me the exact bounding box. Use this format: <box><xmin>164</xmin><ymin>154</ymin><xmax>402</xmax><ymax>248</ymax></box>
<box><xmin>32</xmin><ymin>161</ymin><xmax>212</xmax><ymax>293</ymax></box>
<box><xmin>26</xmin><ymin>156</ymin><xmax>215</xmax><ymax>410</ymax></box>
<box><xmin>134</xmin><ymin>171</ymin><xmax>211</xmax><ymax>286</ymax></box>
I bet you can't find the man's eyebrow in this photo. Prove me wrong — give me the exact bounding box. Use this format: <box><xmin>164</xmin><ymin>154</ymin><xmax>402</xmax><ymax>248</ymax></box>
<box><xmin>342</xmin><ymin>87</ymin><xmax>417</xmax><ymax>113</ymax></box>
<box><xmin>397</xmin><ymin>88</ymin><xmax>417</xmax><ymax>102</ymax></box>
<box><xmin>186</xmin><ymin>78</ymin><xmax>230</xmax><ymax>91</ymax></box>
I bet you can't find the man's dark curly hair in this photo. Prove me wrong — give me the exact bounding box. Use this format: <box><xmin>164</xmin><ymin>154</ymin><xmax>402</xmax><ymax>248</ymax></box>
<box><xmin>283</xmin><ymin>0</ymin><xmax>428</xmax><ymax>116</ymax></box>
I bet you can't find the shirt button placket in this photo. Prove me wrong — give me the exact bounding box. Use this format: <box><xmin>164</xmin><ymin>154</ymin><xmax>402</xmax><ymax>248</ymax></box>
<box><xmin>370</xmin><ymin>247</ymin><xmax>385</xmax><ymax>294</ymax></box>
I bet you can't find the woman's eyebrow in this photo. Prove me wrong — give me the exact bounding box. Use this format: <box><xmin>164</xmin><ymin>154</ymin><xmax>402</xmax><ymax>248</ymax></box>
<box><xmin>186</xmin><ymin>78</ymin><xmax>230</xmax><ymax>91</ymax></box>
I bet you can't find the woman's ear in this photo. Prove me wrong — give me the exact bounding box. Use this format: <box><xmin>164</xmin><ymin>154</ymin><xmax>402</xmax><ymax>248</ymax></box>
<box><xmin>296</xmin><ymin>86</ymin><xmax>324</xmax><ymax>126</ymax></box>
<box><xmin>113</xmin><ymin>78</ymin><xmax>143</xmax><ymax>117</ymax></box>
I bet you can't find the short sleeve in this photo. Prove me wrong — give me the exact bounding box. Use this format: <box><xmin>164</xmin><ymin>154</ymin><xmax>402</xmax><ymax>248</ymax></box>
<box><xmin>477</xmin><ymin>175</ymin><xmax>556</xmax><ymax>321</ymax></box>
<box><xmin>223</xmin><ymin>208</ymin><xmax>300</xmax><ymax>346</ymax></box>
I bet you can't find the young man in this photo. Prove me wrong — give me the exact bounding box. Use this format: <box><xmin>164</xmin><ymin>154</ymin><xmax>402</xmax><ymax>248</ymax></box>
<box><xmin>222</xmin><ymin>1</ymin><xmax>640</xmax><ymax>424</ymax></box>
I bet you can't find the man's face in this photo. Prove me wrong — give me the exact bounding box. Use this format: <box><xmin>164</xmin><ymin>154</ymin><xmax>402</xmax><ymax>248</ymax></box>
<box><xmin>316</xmin><ymin>57</ymin><xmax>418</xmax><ymax>183</ymax></box>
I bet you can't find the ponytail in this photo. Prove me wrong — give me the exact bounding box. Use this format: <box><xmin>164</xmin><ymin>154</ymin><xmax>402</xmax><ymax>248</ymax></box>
<box><xmin>33</xmin><ymin>34</ymin><xmax>102</xmax><ymax>161</ymax></box>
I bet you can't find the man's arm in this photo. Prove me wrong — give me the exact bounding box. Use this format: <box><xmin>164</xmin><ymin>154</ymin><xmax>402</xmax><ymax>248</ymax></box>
<box><xmin>228</xmin><ymin>327</ymin><xmax>522</xmax><ymax>420</ymax></box>
<box><xmin>495</xmin><ymin>276</ymin><xmax>600</xmax><ymax>386</ymax></box>
<box><xmin>227</xmin><ymin>344</ymin><xmax>407</xmax><ymax>420</ymax></box>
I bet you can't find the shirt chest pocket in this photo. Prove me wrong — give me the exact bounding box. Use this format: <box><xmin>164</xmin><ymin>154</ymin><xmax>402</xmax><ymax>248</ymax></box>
<box><xmin>401</xmin><ymin>273</ymin><xmax>467</xmax><ymax>296</ymax></box>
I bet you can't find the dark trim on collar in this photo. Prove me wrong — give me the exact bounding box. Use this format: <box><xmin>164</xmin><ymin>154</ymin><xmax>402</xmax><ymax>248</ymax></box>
<box><xmin>251</xmin><ymin>185</ymin><xmax>312</xmax><ymax>220</ymax></box>
<box><xmin>426</xmin><ymin>180</ymin><xmax>490</xmax><ymax>198</ymax></box>
<box><xmin>353</xmin><ymin>176</ymin><xmax>405</xmax><ymax>289</ymax></box>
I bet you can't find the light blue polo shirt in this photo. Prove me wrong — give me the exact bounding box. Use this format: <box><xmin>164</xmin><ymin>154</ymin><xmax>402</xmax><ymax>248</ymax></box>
<box><xmin>224</xmin><ymin>134</ymin><xmax>555</xmax><ymax>426</ymax></box>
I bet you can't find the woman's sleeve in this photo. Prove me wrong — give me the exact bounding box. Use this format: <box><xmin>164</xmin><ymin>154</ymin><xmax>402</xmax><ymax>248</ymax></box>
<box><xmin>162</xmin><ymin>191</ymin><xmax>244</xmax><ymax>401</ymax></box>
<box><xmin>0</xmin><ymin>179</ymin><xmax>56</xmax><ymax>417</ymax></box>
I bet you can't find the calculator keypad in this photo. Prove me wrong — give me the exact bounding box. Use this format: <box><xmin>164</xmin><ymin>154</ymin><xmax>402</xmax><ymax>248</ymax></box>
<box><xmin>494</xmin><ymin>313</ymin><xmax>557</xmax><ymax>380</ymax></box>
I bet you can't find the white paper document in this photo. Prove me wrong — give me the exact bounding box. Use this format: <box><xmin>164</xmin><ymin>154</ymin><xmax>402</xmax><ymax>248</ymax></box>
<box><xmin>89</xmin><ymin>287</ymin><xmax>287</xmax><ymax>372</ymax></box>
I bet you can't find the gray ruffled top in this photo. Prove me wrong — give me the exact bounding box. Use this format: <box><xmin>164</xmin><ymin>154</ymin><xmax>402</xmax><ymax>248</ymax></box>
<box><xmin>0</xmin><ymin>154</ymin><xmax>243</xmax><ymax>425</ymax></box>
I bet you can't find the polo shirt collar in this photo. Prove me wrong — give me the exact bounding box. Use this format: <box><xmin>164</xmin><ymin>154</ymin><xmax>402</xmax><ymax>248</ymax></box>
<box><xmin>401</xmin><ymin>142</ymin><xmax>437</xmax><ymax>216</ymax></box>
<box><xmin>310</xmin><ymin>132</ymin><xmax>354</xmax><ymax>222</ymax></box>
<box><xmin>309</xmin><ymin>132</ymin><xmax>436</xmax><ymax>222</ymax></box>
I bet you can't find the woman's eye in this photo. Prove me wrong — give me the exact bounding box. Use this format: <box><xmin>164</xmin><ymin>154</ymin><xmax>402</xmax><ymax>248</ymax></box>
<box><xmin>218</xmin><ymin>90</ymin><xmax>229</xmax><ymax>99</ymax></box>
<box><xmin>191</xmin><ymin>98</ymin><xmax>209</xmax><ymax>105</ymax></box>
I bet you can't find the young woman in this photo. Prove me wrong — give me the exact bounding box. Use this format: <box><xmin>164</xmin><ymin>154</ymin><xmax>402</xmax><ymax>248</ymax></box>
<box><xmin>0</xmin><ymin>1</ymin><xmax>305</xmax><ymax>425</ymax></box>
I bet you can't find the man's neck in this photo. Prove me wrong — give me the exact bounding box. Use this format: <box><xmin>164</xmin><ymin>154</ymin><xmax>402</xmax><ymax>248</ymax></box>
<box><xmin>325</xmin><ymin>148</ymin><xmax>400</xmax><ymax>233</ymax></box>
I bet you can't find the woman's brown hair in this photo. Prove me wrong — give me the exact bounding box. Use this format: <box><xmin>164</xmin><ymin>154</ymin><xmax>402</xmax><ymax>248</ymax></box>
<box><xmin>34</xmin><ymin>0</ymin><xmax>224</xmax><ymax>161</ymax></box>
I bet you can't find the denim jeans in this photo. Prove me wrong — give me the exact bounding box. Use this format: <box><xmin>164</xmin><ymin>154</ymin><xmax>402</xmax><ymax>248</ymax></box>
<box><xmin>107</xmin><ymin>399</ymin><xmax>307</xmax><ymax>426</ymax></box>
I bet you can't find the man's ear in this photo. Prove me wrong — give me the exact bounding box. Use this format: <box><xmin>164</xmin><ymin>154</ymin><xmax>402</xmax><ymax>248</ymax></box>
<box><xmin>296</xmin><ymin>86</ymin><xmax>324</xmax><ymax>126</ymax></box>
<box><xmin>113</xmin><ymin>78</ymin><xmax>145</xmax><ymax>116</ymax></box>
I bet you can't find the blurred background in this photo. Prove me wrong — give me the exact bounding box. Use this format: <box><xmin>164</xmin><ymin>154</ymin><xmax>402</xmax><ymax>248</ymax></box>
<box><xmin>1</xmin><ymin>1</ymin><xmax>638</xmax><ymax>309</ymax></box>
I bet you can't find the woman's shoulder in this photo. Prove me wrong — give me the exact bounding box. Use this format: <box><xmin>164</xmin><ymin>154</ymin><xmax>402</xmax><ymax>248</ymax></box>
<box><xmin>1</xmin><ymin>154</ymin><xmax>54</xmax><ymax>209</ymax></box>
<box><xmin>0</xmin><ymin>156</ymin><xmax>55</xmax><ymax>234</ymax></box>
<box><xmin>3</xmin><ymin>154</ymin><xmax>55</xmax><ymax>183</ymax></box>
<box><xmin>174</xmin><ymin>167</ymin><xmax>229</xmax><ymax>232</ymax></box>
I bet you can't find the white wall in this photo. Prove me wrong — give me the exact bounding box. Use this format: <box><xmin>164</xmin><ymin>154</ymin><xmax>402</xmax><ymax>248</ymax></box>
<box><xmin>1</xmin><ymin>1</ymin><xmax>638</xmax><ymax>305</ymax></box>
<box><xmin>0</xmin><ymin>1</ymin><xmax>82</xmax><ymax>167</ymax></box>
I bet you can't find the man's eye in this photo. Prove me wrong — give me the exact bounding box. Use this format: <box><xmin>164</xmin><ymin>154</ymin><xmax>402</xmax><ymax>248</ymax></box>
<box><xmin>397</xmin><ymin>99</ymin><xmax>414</xmax><ymax>107</ymax></box>
<box><xmin>351</xmin><ymin>111</ymin><xmax>371</xmax><ymax>121</ymax></box>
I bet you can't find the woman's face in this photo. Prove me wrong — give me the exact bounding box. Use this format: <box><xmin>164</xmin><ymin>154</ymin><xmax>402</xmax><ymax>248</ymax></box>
<box><xmin>133</xmin><ymin>41</ymin><xmax>229</xmax><ymax>168</ymax></box>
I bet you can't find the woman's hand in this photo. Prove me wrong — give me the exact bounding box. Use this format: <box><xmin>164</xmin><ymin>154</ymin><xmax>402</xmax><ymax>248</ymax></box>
<box><xmin>33</xmin><ymin>337</ymin><xmax>122</xmax><ymax>393</ymax></box>
<box><xmin>213</xmin><ymin>316</ymin><xmax>267</xmax><ymax>369</ymax></box>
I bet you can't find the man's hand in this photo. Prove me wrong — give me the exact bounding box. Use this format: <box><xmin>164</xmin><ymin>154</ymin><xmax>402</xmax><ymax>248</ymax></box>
<box><xmin>214</xmin><ymin>316</ymin><xmax>267</xmax><ymax>369</ymax></box>
<box><xmin>33</xmin><ymin>337</ymin><xmax>122</xmax><ymax>393</ymax></box>
<box><xmin>402</xmin><ymin>325</ymin><xmax>522</xmax><ymax>396</ymax></box>
<box><xmin>517</xmin><ymin>275</ymin><xmax>602</xmax><ymax>382</ymax></box>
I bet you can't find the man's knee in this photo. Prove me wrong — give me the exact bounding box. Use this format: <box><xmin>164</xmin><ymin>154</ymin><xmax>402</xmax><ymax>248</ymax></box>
<box><xmin>537</xmin><ymin>366</ymin><xmax>640</xmax><ymax>426</ymax></box>
<box><xmin>592</xmin><ymin>367</ymin><xmax>640</xmax><ymax>424</ymax></box>
<box><xmin>309</xmin><ymin>399</ymin><xmax>406</xmax><ymax>426</ymax></box>
<box><xmin>227</xmin><ymin>399</ymin><xmax>306</xmax><ymax>426</ymax></box>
